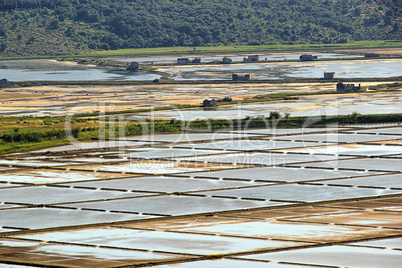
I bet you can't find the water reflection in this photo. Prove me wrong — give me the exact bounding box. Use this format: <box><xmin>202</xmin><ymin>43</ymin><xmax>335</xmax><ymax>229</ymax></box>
<box><xmin>0</xmin><ymin>60</ymin><xmax>160</xmax><ymax>81</ymax></box>
<box><xmin>1</xmin><ymin>57</ymin><xmax>400</xmax><ymax>82</ymax></box>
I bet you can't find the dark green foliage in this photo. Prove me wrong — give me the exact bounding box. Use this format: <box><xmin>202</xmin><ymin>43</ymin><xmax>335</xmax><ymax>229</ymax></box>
<box><xmin>2</xmin><ymin>128</ymin><xmax>66</xmax><ymax>143</ymax></box>
<box><xmin>0</xmin><ymin>43</ymin><xmax>7</xmax><ymax>52</ymax></box>
<box><xmin>0</xmin><ymin>113</ymin><xmax>401</xmax><ymax>155</ymax></box>
<box><xmin>0</xmin><ymin>0</ymin><xmax>400</xmax><ymax>56</ymax></box>
<box><xmin>269</xmin><ymin>111</ymin><xmax>281</xmax><ymax>119</ymax></box>
<box><xmin>47</xmin><ymin>18</ymin><xmax>60</xmax><ymax>30</ymax></box>
<box><xmin>219</xmin><ymin>97</ymin><xmax>233</xmax><ymax>102</ymax></box>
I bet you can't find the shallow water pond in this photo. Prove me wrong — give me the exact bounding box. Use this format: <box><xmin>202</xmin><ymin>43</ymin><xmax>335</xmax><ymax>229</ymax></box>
<box><xmin>141</xmin><ymin>92</ymin><xmax>402</xmax><ymax>119</ymax></box>
<box><xmin>0</xmin><ymin>60</ymin><xmax>160</xmax><ymax>81</ymax></box>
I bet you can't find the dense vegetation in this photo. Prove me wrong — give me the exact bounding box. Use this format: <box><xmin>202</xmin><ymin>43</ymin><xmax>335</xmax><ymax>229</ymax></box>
<box><xmin>0</xmin><ymin>0</ymin><xmax>400</xmax><ymax>56</ymax></box>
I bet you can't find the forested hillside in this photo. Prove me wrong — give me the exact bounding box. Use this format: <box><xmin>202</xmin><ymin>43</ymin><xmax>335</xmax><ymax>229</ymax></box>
<box><xmin>0</xmin><ymin>0</ymin><xmax>400</xmax><ymax>56</ymax></box>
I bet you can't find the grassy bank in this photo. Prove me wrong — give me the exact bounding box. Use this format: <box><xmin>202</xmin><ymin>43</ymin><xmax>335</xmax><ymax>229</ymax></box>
<box><xmin>1</xmin><ymin>113</ymin><xmax>401</xmax><ymax>155</ymax></box>
<box><xmin>83</xmin><ymin>40</ymin><xmax>402</xmax><ymax>58</ymax></box>
<box><xmin>1</xmin><ymin>41</ymin><xmax>401</xmax><ymax>61</ymax></box>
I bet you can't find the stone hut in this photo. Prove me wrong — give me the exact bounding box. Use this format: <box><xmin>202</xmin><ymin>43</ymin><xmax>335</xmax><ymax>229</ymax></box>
<box><xmin>222</xmin><ymin>57</ymin><xmax>232</xmax><ymax>64</ymax></box>
<box><xmin>0</xmin><ymin>78</ymin><xmax>14</xmax><ymax>88</ymax></box>
<box><xmin>232</xmin><ymin>73</ymin><xmax>251</xmax><ymax>81</ymax></box>
<box><xmin>337</xmin><ymin>82</ymin><xmax>361</xmax><ymax>92</ymax></box>
<box><xmin>365</xmin><ymin>53</ymin><xmax>380</xmax><ymax>58</ymax></box>
<box><xmin>300</xmin><ymin>54</ymin><xmax>318</xmax><ymax>61</ymax></box>
<box><xmin>177</xmin><ymin>58</ymin><xmax>190</xmax><ymax>64</ymax></box>
<box><xmin>243</xmin><ymin>55</ymin><xmax>259</xmax><ymax>62</ymax></box>
<box><xmin>126</xmin><ymin>62</ymin><xmax>139</xmax><ymax>71</ymax></box>
<box><xmin>202</xmin><ymin>99</ymin><xmax>217</xmax><ymax>107</ymax></box>
<box><xmin>324</xmin><ymin>72</ymin><xmax>335</xmax><ymax>79</ymax></box>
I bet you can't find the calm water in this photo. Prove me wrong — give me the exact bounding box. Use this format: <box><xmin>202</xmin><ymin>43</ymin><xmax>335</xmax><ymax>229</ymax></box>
<box><xmin>0</xmin><ymin>60</ymin><xmax>160</xmax><ymax>81</ymax></box>
<box><xmin>1</xmin><ymin>58</ymin><xmax>400</xmax><ymax>82</ymax></box>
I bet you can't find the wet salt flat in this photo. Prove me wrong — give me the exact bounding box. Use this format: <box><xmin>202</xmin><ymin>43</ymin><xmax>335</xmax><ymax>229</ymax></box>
<box><xmin>272</xmin><ymin>133</ymin><xmax>401</xmax><ymax>144</ymax></box>
<box><xmin>177</xmin><ymin>152</ymin><xmax>351</xmax><ymax>166</ymax></box>
<box><xmin>0</xmin><ymin>207</ymin><xmax>155</xmax><ymax>230</ymax></box>
<box><xmin>0</xmin><ymin>166</ymin><xmax>18</xmax><ymax>172</ymax></box>
<box><xmin>237</xmin><ymin>245</ymin><xmax>402</xmax><ymax>268</ymax></box>
<box><xmin>294</xmin><ymin>158</ymin><xmax>402</xmax><ymax>172</ymax></box>
<box><xmin>342</xmin><ymin>123</ymin><xmax>402</xmax><ymax>128</ymax></box>
<box><xmin>219</xmin><ymin>127</ymin><xmax>348</xmax><ymax>136</ymax></box>
<box><xmin>175</xmin><ymin>167</ymin><xmax>376</xmax><ymax>183</ymax></box>
<box><xmin>161</xmin><ymin>58</ymin><xmax>402</xmax><ymax>80</ymax></box>
<box><xmin>35</xmin><ymin>140</ymin><xmax>148</xmax><ymax>152</ymax></box>
<box><xmin>0</xmin><ymin>185</ymin><xmax>151</xmax><ymax>205</ymax></box>
<box><xmin>156</xmin><ymin>258</ymin><xmax>302</xmax><ymax>268</ymax></box>
<box><xmin>60</xmin><ymin>176</ymin><xmax>265</xmax><ymax>194</ymax></box>
<box><xmin>200</xmin><ymin>184</ymin><xmax>394</xmax><ymax>203</ymax></box>
<box><xmin>0</xmin><ymin>202</ymin><xmax>23</xmax><ymax>210</ymax></box>
<box><xmin>141</xmin><ymin>216</ymin><xmax>386</xmax><ymax>242</ymax></box>
<box><xmin>123</xmin><ymin>132</ymin><xmax>254</xmax><ymax>143</ymax></box>
<box><xmin>0</xmin><ymin>182</ymin><xmax>25</xmax><ymax>188</ymax></box>
<box><xmin>275</xmin><ymin>143</ymin><xmax>402</xmax><ymax>157</ymax></box>
<box><xmin>0</xmin><ymin>159</ymin><xmax>81</xmax><ymax>167</ymax></box>
<box><xmin>142</xmin><ymin>93</ymin><xmax>402</xmax><ymax>119</ymax></box>
<box><xmin>121</xmin><ymin>148</ymin><xmax>236</xmax><ymax>159</ymax></box>
<box><xmin>65</xmin><ymin>160</ymin><xmax>238</xmax><ymax>174</ymax></box>
<box><xmin>328</xmin><ymin>196</ymin><xmax>402</xmax><ymax>212</ymax></box>
<box><xmin>317</xmin><ymin>174</ymin><xmax>402</xmax><ymax>190</ymax></box>
<box><xmin>175</xmin><ymin>140</ymin><xmax>322</xmax><ymax>151</ymax></box>
<box><xmin>349</xmin><ymin>237</ymin><xmax>402</xmax><ymax>249</ymax></box>
<box><xmin>0</xmin><ymin>262</ymin><xmax>34</xmax><ymax>268</ymax></box>
<box><xmin>0</xmin><ymin>239</ymin><xmax>192</xmax><ymax>267</ymax></box>
<box><xmin>50</xmin><ymin>156</ymin><xmax>127</xmax><ymax>164</ymax></box>
<box><xmin>1</xmin><ymin>124</ymin><xmax>402</xmax><ymax>267</ymax></box>
<box><xmin>343</xmin><ymin>126</ymin><xmax>402</xmax><ymax>135</ymax></box>
<box><xmin>383</xmin><ymin>154</ymin><xmax>402</xmax><ymax>158</ymax></box>
<box><xmin>19</xmin><ymin>227</ymin><xmax>304</xmax><ymax>255</ymax></box>
<box><xmin>287</xmin><ymin>209</ymin><xmax>402</xmax><ymax>228</ymax></box>
<box><xmin>65</xmin><ymin>195</ymin><xmax>279</xmax><ymax>216</ymax></box>
<box><xmin>370</xmin><ymin>140</ymin><xmax>402</xmax><ymax>146</ymax></box>
<box><xmin>0</xmin><ymin>169</ymin><xmax>131</xmax><ymax>184</ymax></box>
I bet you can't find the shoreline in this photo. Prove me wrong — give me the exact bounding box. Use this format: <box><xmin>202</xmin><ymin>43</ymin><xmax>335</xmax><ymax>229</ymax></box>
<box><xmin>1</xmin><ymin>41</ymin><xmax>401</xmax><ymax>61</ymax></box>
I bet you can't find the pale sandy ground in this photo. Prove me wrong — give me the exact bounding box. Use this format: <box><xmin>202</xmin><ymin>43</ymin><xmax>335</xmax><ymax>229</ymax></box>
<box><xmin>337</xmin><ymin>48</ymin><xmax>402</xmax><ymax>56</ymax></box>
<box><xmin>48</xmin><ymin>59</ymin><xmax>98</xmax><ymax>67</ymax></box>
<box><xmin>0</xmin><ymin>81</ymin><xmax>400</xmax><ymax>116</ymax></box>
<box><xmin>48</xmin><ymin>59</ymin><xmax>79</xmax><ymax>66</ymax></box>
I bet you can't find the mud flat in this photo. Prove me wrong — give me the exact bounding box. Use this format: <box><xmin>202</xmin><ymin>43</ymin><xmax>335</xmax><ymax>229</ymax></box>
<box><xmin>158</xmin><ymin>58</ymin><xmax>402</xmax><ymax>80</ymax></box>
<box><xmin>0</xmin><ymin>82</ymin><xmax>336</xmax><ymax>116</ymax></box>
<box><xmin>140</xmin><ymin>90</ymin><xmax>402</xmax><ymax>120</ymax></box>
<box><xmin>1</xmin><ymin>81</ymin><xmax>399</xmax><ymax>117</ymax></box>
